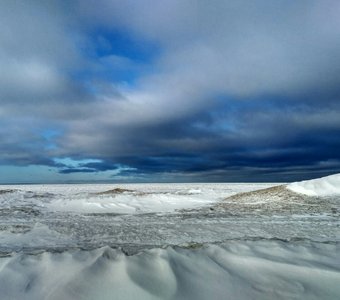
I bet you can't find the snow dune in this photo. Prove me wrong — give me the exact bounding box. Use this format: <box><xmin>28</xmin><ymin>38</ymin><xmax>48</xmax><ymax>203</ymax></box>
<box><xmin>0</xmin><ymin>240</ymin><xmax>339</xmax><ymax>300</ymax></box>
<box><xmin>288</xmin><ymin>173</ymin><xmax>340</xmax><ymax>196</ymax></box>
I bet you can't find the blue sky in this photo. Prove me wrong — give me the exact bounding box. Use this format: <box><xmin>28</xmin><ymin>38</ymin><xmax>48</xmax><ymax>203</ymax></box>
<box><xmin>1</xmin><ymin>0</ymin><xmax>340</xmax><ymax>183</ymax></box>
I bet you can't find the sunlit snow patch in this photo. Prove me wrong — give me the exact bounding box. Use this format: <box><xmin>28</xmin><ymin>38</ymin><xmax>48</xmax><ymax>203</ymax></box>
<box><xmin>287</xmin><ymin>173</ymin><xmax>340</xmax><ymax>196</ymax></box>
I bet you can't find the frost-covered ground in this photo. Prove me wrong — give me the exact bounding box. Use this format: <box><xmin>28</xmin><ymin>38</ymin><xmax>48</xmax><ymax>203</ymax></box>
<box><xmin>0</xmin><ymin>176</ymin><xmax>339</xmax><ymax>299</ymax></box>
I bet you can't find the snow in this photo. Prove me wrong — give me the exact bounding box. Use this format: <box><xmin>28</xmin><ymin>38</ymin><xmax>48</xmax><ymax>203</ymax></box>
<box><xmin>0</xmin><ymin>241</ymin><xmax>339</xmax><ymax>300</ymax></box>
<box><xmin>0</xmin><ymin>182</ymin><xmax>275</xmax><ymax>214</ymax></box>
<box><xmin>287</xmin><ymin>173</ymin><xmax>340</xmax><ymax>196</ymax></box>
<box><xmin>1</xmin><ymin>180</ymin><xmax>339</xmax><ymax>299</ymax></box>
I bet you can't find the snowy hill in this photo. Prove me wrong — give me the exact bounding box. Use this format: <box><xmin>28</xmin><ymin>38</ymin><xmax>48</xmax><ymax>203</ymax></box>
<box><xmin>287</xmin><ymin>173</ymin><xmax>340</xmax><ymax>196</ymax></box>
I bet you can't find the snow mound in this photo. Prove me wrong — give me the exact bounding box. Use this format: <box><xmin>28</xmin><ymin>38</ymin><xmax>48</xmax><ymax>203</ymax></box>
<box><xmin>0</xmin><ymin>241</ymin><xmax>339</xmax><ymax>300</ymax></box>
<box><xmin>287</xmin><ymin>173</ymin><xmax>340</xmax><ymax>196</ymax></box>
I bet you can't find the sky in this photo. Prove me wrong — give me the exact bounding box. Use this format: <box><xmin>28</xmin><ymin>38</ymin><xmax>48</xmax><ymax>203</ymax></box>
<box><xmin>1</xmin><ymin>0</ymin><xmax>340</xmax><ymax>183</ymax></box>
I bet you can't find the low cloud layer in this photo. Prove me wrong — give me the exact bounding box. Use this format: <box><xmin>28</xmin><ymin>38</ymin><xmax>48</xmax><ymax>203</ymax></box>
<box><xmin>1</xmin><ymin>0</ymin><xmax>340</xmax><ymax>182</ymax></box>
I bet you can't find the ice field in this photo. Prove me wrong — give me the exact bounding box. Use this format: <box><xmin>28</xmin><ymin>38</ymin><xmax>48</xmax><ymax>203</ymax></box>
<box><xmin>0</xmin><ymin>174</ymin><xmax>339</xmax><ymax>299</ymax></box>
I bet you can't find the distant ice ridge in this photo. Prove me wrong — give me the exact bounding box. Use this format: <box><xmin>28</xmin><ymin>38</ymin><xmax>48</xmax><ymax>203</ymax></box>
<box><xmin>287</xmin><ymin>173</ymin><xmax>340</xmax><ymax>196</ymax></box>
<box><xmin>0</xmin><ymin>183</ymin><xmax>275</xmax><ymax>214</ymax></box>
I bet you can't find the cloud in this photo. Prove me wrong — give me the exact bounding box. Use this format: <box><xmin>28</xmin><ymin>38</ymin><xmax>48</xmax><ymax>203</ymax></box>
<box><xmin>59</xmin><ymin>168</ymin><xmax>98</xmax><ymax>174</ymax></box>
<box><xmin>78</xmin><ymin>0</ymin><xmax>340</xmax><ymax>96</ymax></box>
<box><xmin>1</xmin><ymin>0</ymin><xmax>340</xmax><ymax>181</ymax></box>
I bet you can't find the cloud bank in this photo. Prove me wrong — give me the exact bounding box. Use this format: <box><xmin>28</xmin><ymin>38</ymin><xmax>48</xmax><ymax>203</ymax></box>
<box><xmin>1</xmin><ymin>0</ymin><xmax>340</xmax><ymax>182</ymax></box>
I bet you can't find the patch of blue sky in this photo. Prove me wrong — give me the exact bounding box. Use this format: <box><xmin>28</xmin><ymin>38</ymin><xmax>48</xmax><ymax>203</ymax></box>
<box><xmin>114</xmin><ymin>164</ymin><xmax>137</xmax><ymax>173</ymax></box>
<box><xmin>91</xmin><ymin>28</ymin><xmax>160</xmax><ymax>63</ymax></box>
<box><xmin>38</xmin><ymin>128</ymin><xmax>63</xmax><ymax>151</ymax></box>
<box><xmin>95</xmin><ymin>64</ymin><xmax>145</xmax><ymax>87</ymax></box>
<box><xmin>73</xmin><ymin>28</ymin><xmax>161</xmax><ymax>88</ymax></box>
<box><xmin>41</xmin><ymin>129</ymin><xmax>60</xmax><ymax>140</ymax></box>
<box><xmin>53</xmin><ymin>157</ymin><xmax>102</xmax><ymax>168</ymax></box>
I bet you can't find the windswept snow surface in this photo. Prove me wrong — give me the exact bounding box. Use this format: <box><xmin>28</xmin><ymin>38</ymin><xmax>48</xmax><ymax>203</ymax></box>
<box><xmin>0</xmin><ymin>183</ymin><xmax>273</xmax><ymax>214</ymax></box>
<box><xmin>288</xmin><ymin>173</ymin><xmax>340</xmax><ymax>196</ymax></box>
<box><xmin>0</xmin><ymin>181</ymin><xmax>339</xmax><ymax>299</ymax></box>
<box><xmin>0</xmin><ymin>241</ymin><xmax>339</xmax><ymax>300</ymax></box>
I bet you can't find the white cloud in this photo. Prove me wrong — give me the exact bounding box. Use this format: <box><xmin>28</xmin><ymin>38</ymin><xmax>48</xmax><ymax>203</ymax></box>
<box><xmin>78</xmin><ymin>0</ymin><xmax>340</xmax><ymax>97</ymax></box>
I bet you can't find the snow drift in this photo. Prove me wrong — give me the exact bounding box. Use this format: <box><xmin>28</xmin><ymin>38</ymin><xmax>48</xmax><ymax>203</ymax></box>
<box><xmin>0</xmin><ymin>241</ymin><xmax>339</xmax><ymax>300</ymax></box>
<box><xmin>287</xmin><ymin>173</ymin><xmax>340</xmax><ymax>196</ymax></box>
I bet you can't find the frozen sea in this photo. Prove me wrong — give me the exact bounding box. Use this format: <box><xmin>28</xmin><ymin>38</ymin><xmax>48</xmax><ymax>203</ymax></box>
<box><xmin>0</xmin><ymin>178</ymin><xmax>339</xmax><ymax>299</ymax></box>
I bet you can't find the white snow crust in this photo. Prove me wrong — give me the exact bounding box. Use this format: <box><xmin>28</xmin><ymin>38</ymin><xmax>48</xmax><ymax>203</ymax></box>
<box><xmin>287</xmin><ymin>173</ymin><xmax>340</xmax><ymax>196</ymax></box>
<box><xmin>0</xmin><ymin>241</ymin><xmax>339</xmax><ymax>300</ymax></box>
